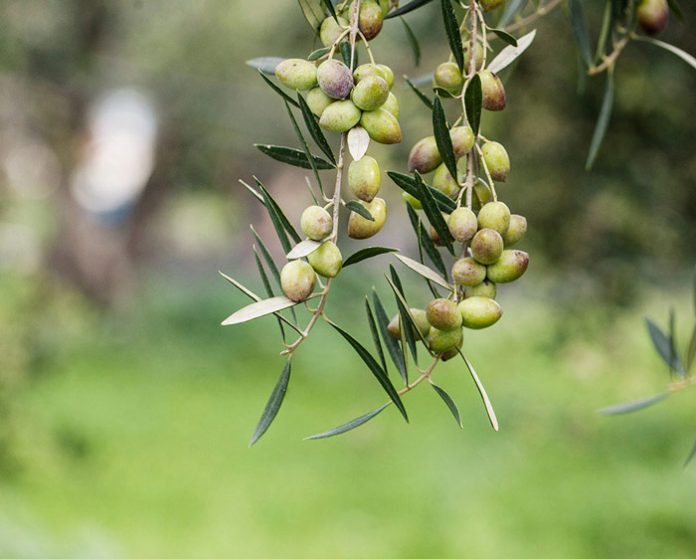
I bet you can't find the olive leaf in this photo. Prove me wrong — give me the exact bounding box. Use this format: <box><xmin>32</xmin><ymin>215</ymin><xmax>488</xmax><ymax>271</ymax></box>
<box><xmin>346</xmin><ymin>200</ymin><xmax>374</xmax><ymax>221</ymax></box>
<box><xmin>411</xmin><ymin>72</ymin><xmax>434</xmax><ymax>86</ymax></box>
<box><xmin>387</xmin><ymin>269</ymin><xmax>420</xmax><ymax>369</ymax></box>
<box><xmin>666</xmin><ymin>0</ymin><xmax>683</xmax><ymax>21</ymax></box>
<box><xmin>385</xmin><ymin>0</ymin><xmax>435</xmax><ymax>19</ymax></box>
<box><xmin>253</xmin><ymin>248</ymin><xmax>287</xmax><ymax>342</ymax></box>
<box><xmin>394</xmin><ymin>254</ymin><xmax>451</xmax><ymax>290</ymax></box>
<box><xmin>430</xmin><ymin>383</ymin><xmax>463</xmax><ymax>428</ymax></box>
<box><xmin>322</xmin><ymin>0</ymin><xmax>338</xmax><ymax>22</ymax></box>
<box><xmin>405</xmin><ymin>202</ymin><xmax>447</xmax><ymax>280</ymax></box>
<box><xmin>297</xmin><ymin>94</ymin><xmax>336</xmax><ymax>165</ymax></box>
<box><xmin>255</xmin><ymin>144</ymin><xmax>335</xmax><ymax>170</ymax></box>
<box><xmin>239</xmin><ymin>178</ymin><xmax>265</xmax><ymax>203</ymax></box>
<box><xmin>687</xmin><ymin>323</ymin><xmax>696</xmax><ymax>371</ymax></box>
<box><xmin>365</xmin><ymin>298</ymin><xmax>388</xmax><ymax>375</ymax></box>
<box><xmin>585</xmin><ymin>70</ymin><xmax>614</xmax><ymax>170</ymax></box>
<box><xmin>286</xmin><ymin>239</ymin><xmax>322</xmax><ymax>259</ymax></box>
<box><xmin>388</xmin><ymin>171</ymin><xmax>456</xmax><ymax>213</ymax></box>
<box><xmin>489</xmin><ymin>28</ymin><xmax>518</xmax><ymax>47</ymax></box>
<box><xmin>634</xmin><ymin>36</ymin><xmax>696</xmax><ymax>71</ymax></box>
<box><xmin>304</xmin><ymin>403</ymin><xmax>390</xmax><ymax>440</ymax></box>
<box><xmin>308</xmin><ymin>46</ymin><xmax>331</xmax><ymax>61</ymax></box>
<box><xmin>329</xmin><ymin>321</ymin><xmax>409</xmax><ymax>421</ymax></box>
<box><xmin>441</xmin><ymin>0</ymin><xmax>464</xmax><ymax>71</ymax></box>
<box><xmin>246</xmin><ymin>57</ymin><xmax>285</xmax><ymax>75</ymax></box>
<box><xmin>464</xmin><ymin>73</ymin><xmax>482</xmax><ymax>136</ymax></box>
<box><xmin>459</xmin><ymin>351</ymin><xmax>499</xmax><ymax>432</ymax></box>
<box><xmin>250</xmin><ymin>360</ymin><xmax>292</xmax><ymax>446</ymax></box>
<box><xmin>401</xmin><ymin>17</ymin><xmax>421</xmax><ymax>66</ymax></box>
<box><xmin>284</xmin><ymin>100</ymin><xmax>326</xmax><ymax>196</ymax></box>
<box><xmin>414</xmin><ymin>172</ymin><xmax>454</xmax><ymax>253</ymax></box>
<box><xmin>222</xmin><ymin>296</ymin><xmax>298</xmax><ymax>326</ymax></box>
<box><xmin>404</xmin><ymin>77</ymin><xmax>434</xmax><ymax>110</ymax></box>
<box><xmin>343</xmin><ymin>246</ymin><xmax>399</xmax><ymax>268</ymax></box>
<box><xmin>599</xmin><ymin>392</ymin><xmax>671</xmax><ymax>416</ymax></box>
<box><xmin>487</xmin><ymin>29</ymin><xmax>536</xmax><ymax>74</ymax></box>
<box><xmin>372</xmin><ymin>290</ymin><xmax>408</xmax><ymax>382</ymax></box>
<box><xmin>298</xmin><ymin>0</ymin><xmax>325</xmax><ymax>31</ymax></box>
<box><xmin>347</xmin><ymin>126</ymin><xmax>370</xmax><ymax>161</ymax></box>
<box><xmin>646</xmin><ymin>317</ymin><xmax>686</xmax><ymax>375</ymax></box>
<box><xmin>255</xmin><ymin>178</ymin><xmax>302</xmax><ymax>248</ymax></box>
<box><xmin>569</xmin><ymin>0</ymin><xmax>592</xmax><ymax>67</ymax></box>
<box><xmin>684</xmin><ymin>439</ymin><xmax>696</xmax><ymax>468</ymax></box>
<box><xmin>432</xmin><ymin>97</ymin><xmax>458</xmax><ymax>181</ymax></box>
<box><xmin>250</xmin><ymin>225</ymin><xmax>283</xmax><ymax>287</ymax></box>
<box><xmin>340</xmin><ymin>42</ymin><xmax>357</xmax><ymax>70</ymax></box>
<box><xmin>257</xmin><ymin>71</ymin><xmax>301</xmax><ymax>108</ymax></box>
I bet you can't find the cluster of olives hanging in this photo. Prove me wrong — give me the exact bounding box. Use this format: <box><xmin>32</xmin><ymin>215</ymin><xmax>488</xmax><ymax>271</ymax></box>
<box><xmin>272</xmin><ymin>2</ymin><xmax>402</xmax><ymax>304</ymax></box>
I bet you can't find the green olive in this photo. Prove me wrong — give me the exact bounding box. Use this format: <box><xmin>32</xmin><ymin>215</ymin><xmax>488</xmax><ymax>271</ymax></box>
<box><xmin>348</xmin><ymin>156</ymin><xmax>381</xmax><ymax>202</ymax></box>
<box><xmin>300</xmin><ymin>205</ymin><xmax>333</xmax><ymax>241</ymax></box>
<box><xmin>347</xmin><ymin>197</ymin><xmax>387</xmax><ymax>239</ymax></box>
<box><xmin>280</xmin><ymin>260</ymin><xmax>316</xmax><ymax>301</ymax></box>
<box><xmin>307</xmin><ymin>241</ymin><xmax>343</xmax><ymax>278</ymax></box>
<box><xmin>486</xmin><ymin>250</ymin><xmax>529</xmax><ymax>283</ymax></box>
<box><xmin>471</xmin><ymin>228</ymin><xmax>504</xmax><ymax>265</ymax></box>
<box><xmin>458</xmin><ymin>297</ymin><xmax>503</xmax><ymax>329</ymax></box>
<box><xmin>275</xmin><ymin>59</ymin><xmax>318</xmax><ymax>91</ymax></box>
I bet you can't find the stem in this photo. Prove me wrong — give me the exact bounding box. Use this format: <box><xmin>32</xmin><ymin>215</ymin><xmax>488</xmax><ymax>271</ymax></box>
<box><xmin>587</xmin><ymin>35</ymin><xmax>630</xmax><ymax>76</ymax></box>
<box><xmin>488</xmin><ymin>0</ymin><xmax>563</xmax><ymax>39</ymax></box>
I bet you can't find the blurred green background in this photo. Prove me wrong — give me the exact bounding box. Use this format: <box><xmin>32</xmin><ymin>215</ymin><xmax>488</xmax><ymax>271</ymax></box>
<box><xmin>1</xmin><ymin>1</ymin><xmax>696</xmax><ymax>557</ymax></box>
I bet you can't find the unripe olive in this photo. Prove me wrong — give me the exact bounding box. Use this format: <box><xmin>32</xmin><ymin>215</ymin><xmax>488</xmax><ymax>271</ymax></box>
<box><xmin>351</xmin><ymin>75</ymin><xmax>389</xmax><ymax>111</ymax></box>
<box><xmin>433</xmin><ymin>62</ymin><xmax>464</xmax><ymax>95</ymax></box>
<box><xmin>427</xmin><ymin>326</ymin><xmax>463</xmax><ymax>354</ymax></box>
<box><xmin>319</xmin><ymin>100</ymin><xmax>362</xmax><ymax>133</ymax></box>
<box><xmin>464</xmin><ymin>42</ymin><xmax>485</xmax><ymax>71</ymax></box>
<box><xmin>448</xmin><ymin>207</ymin><xmax>478</xmax><ymax>243</ymax></box>
<box><xmin>452</xmin><ymin>257</ymin><xmax>486</xmax><ymax>286</ymax></box>
<box><xmin>307</xmin><ymin>240</ymin><xmax>342</xmax><ymax>278</ymax></box>
<box><xmin>360</xmin><ymin>109</ymin><xmax>402</xmax><ymax>144</ymax></box>
<box><xmin>353</xmin><ymin>63</ymin><xmax>387</xmax><ymax>83</ymax></box>
<box><xmin>486</xmin><ymin>249</ymin><xmax>529</xmax><ymax>283</ymax></box>
<box><xmin>472</xmin><ymin>181</ymin><xmax>492</xmax><ymax>211</ymax></box>
<box><xmin>637</xmin><ymin>0</ymin><xmax>669</xmax><ymax>35</ymax></box>
<box><xmin>402</xmin><ymin>192</ymin><xmax>422</xmax><ymax>210</ymax></box>
<box><xmin>458</xmin><ymin>297</ymin><xmax>503</xmax><ymax>329</ymax></box>
<box><xmin>300</xmin><ymin>205</ymin><xmax>332</xmax><ymax>241</ymax></box>
<box><xmin>450</xmin><ymin>126</ymin><xmax>475</xmax><ymax>159</ymax></box>
<box><xmin>347</xmin><ymin>197</ymin><xmax>387</xmax><ymax>239</ymax></box>
<box><xmin>387</xmin><ymin>308</ymin><xmax>431</xmax><ymax>339</ymax></box>
<box><xmin>464</xmin><ymin>280</ymin><xmax>497</xmax><ymax>299</ymax></box>
<box><xmin>431</xmin><ymin>163</ymin><xmax>459</xmax><ymax>198</ymax></box>
<box><xmin>317</xmin><ymin>59</ymin><xmax>354</xmax><ymax>99</ymax></box>
<box><xmin>482</xmin><ymin>141</ymin><xmax>510</xmax><ymax>182</ymax></box>
<box><xmin>348</xmin><ymin>155</ymin><xmax>381</xmax><ymax>202</ymax></box>
<box><xmin>408</xmin><ymin>136</ymin><xmax>441</xmax><ymax>173</ymax></box>
<box><xmin>503</xmin><ymin>214</ymin><xmax>527</xmax><ymax>246</ymax></box>
<box><xmin>377</xmin><ymin>64</ymin><xmax>394</xmax><ymax>89</ymax></box>
<box><xmin>359</xmin><ymin>0</ymin><xmax>384</xmax><ymax>40</ymax></box>
<box><xmin>478</xmin><ymin>70</ymin><xmax>506</xmax><ymax>111</ymax></box>
<box><xmin>480</xmin><ymin>0</ymin><xmax>504</xmax><ymax>12</ymax></box>
<box><xmin>280</xmin><ymin>260</ymin><xmax>316</xmax><ymax>302</ymax></box>
<box><xmin>471</xmin><ymin>228</ymin><xmax>504</xmax><ymax>265</ymax></box>
<box><xmin>319</xmin><ymin>16</ymin><xmax>349</xmax><ymax>47</ymax></box>
<box><xmin>477</xmin><ymin>201</ymin><xmax>510</xmax><ymax>236</ymax></box>
<box><xmin>380</xmin><ymin>92</ymin><xmax>400</xmax><ymax>118</ymax></box>
<box><xmin>426</xmin><ymin>298</ymin><xmax>462</xmax><ymax>331</ymax></box>
<box><xmin>306</xmin><ymin>87</ymin><xmax>334</xmax><ymax>117</ymax></box>
<box><xmin>275</xmin><ymin>59</ymin><xmax>318</xmax><ymax>91</ymax></box>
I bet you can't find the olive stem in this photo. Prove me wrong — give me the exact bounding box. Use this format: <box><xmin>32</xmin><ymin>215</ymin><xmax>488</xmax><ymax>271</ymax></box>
<box><xmin>587</xmin><ymin>35</ymin><xmax>631</xmax><ymax>76</ymax></box>
<box><xmin>487</xmin><ymin>0</ymin><xmax>563</xmax><ymax>39</ymax></box>
<box><xmin>475</xmin><ymin>142</ymin><xmax>497</xmax><ymax>202</ymax></box>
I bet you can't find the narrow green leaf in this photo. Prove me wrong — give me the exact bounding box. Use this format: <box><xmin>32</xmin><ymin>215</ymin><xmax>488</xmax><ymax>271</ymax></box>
<box><xmin>257</xmin><ymin>71</ymin><xmax>301</xmax><ymax>108</ymax></box>
<box><xmin>464</xmin><ymin>74</ymin><xmax>483</xmax><ymax>136</ymax></box>
<box><xmin>668</xmin><ymin>308</ymin><xmax>682</xmax><ymax>377</ymax></box>
<box><xmin>599</xmin><ymin>392</ymin><xmax>670</xmax><ymax>416</ymax></box>
<box><xmin>488</xmin><ymin>29</ymin><xmax>537</xmax><ymax>74</ymax></box>
<box><xmin>441</xmin><ymin>0</ymin><xmax>464</xmax><ymax>70</ymax></box>
<box><xmin>388</xmin><ymin>171</ymin><xmax>456</xmax><ymax>213</ymax></box>
<box><xmin>385</xmin><ymin>0</ymin><xmax>435</xmax><ymax>19</ymax></box>
<box><xmin>250</xmin><ymin>360</ymin><xmax>292</xmax><ymax>446</ymax></box>
<box><xmin>340</xmin><ymin>42</ymin><xmax>356</xmax><ymax>70</ymax></box>
<box><xmin>684</xmin><ymin>439</ymin><xmax>696</xmax><ymax>468</ymax></box>
<box><xmin>343</xmin><ymin>246</ymin><xmax>398</xmax><ymax>268</ymax></box>
<box><xmin>365</xmin><ymin>298</ymin><xmax>388</xmax><ymax>375</ymax></box>
<box><xmin>250</xmin><ymin>226</ymin><xmax>282</xmax><ymax>287</ymax></box>
<box><xmin>594</xmin><ymin>0</ymin><xmax>613</xmax><ymax>63</ymax></box>
<box><xmin>330</xmin><ymin>322</ymin><xmax>409</xmax><ymax>421</ymax></box>
<box><xmin>297</xmin><ymin>94</ymin><xmax>336</xmax><ymax>164</ymax></box>
<box><xmin>394</xmin><ymin>254</ymin><xmax>451</xmax><ymax>290</ymax></box>
<box><xmin>247</xmin><ymin>57</ymin><xmax>285</xmax><ymax>75</ymax></box>
<box><xmin>490</xmin><ymin>28</ymin><xmax>518</xmax><ymax>47</ymax></box>
<box><xmin>585</xmin><ymin>70</ymin><xmax>614</xmax><ymax>170</ymax></box>
<box><xmin>432</xmin><ymin>97</ymin><xmax>458</xmax><ymax>181</ymax></box>
<box><xmin>686</xmin><ymin>323</ymin><xmax>696</xmax><ymax>371</ymax></box>
<box><xmin>401</xmin><ymin>17</ymin><xmax>421</xmax><ymax>66</ymax></box>
<box><xmin>253</xmin><ymin>248</ymin><xmax>286</xmax><ymax>342</ymax></box>
<box><xmin>305</xmin><ymin>403</ymin><xmax>390</xmax><ymax>440</ymax></box>
<box><xmin>222</xmin><ymin>296</ymin><xmax>298</xmax><ymax>326</ymax></box>
<box><xmin>308</xmin><ymin>46</ymin><xmax>331</xmax><ymax>61</ymax></box>
<box><xmin>298</xmin><ymin>0</ymin><xmax>325</xmax><ymax>31</ymax></box>
<box><xmin>255</xmin><ymin>189</ymin><xmax>291</xmax><ymax>253</ymax></box>
<box><xmin>373</xmin><ymin>290</ymin><xmax>408</xmax><ymax>383</ymax></box>
<box><xmin>255</xmin><ymin>179</ymin><xmax>303</xmax><ymax>251</ymax></box>
<box><xmin>284</xmin><ymin>100</ymin><xmax>325</xmax><ymax>196</ymax></box>
<box><xmin>405</xmin><ymin>203</ymin><xmax>447</xmax><ymax>279</ymax></box>
<box><xmin>646</xmin><ymin>318</ymin><xmax>686</xmax><ymax>375</ymax></box>
<box><xmin>634</xmin><ymin>36</ymin><xmax>696</xmax><ymax>71</ymax></box>
<box><xmin>387</xmin><ymin>269</ymin><xmax>419</xmax><ymax>371</ymax></box>
<box><xmin>346</xmin><ymin>200</ymin><xmax>374</xmax><ymax>221</ymax></box>
<box><xmin>239</xmin><ymin>178</ymin><xmax>264</xmax><ymax>203</ymax></box>
<box><xmin>404</xmin><ymin>77</ymin><xmax>434</xmax><ymax>109</ymax></box>
<box><xmin>666</xmin><ymin>0</ymin><xmax>683</xmax><ymax>21</ymax></box>
<box><xmin>255</xmin><ymin>144</ymin><xmax>335</xmax><ymax>170</ymax></box>
<box><xmin>569</xmin><ymin>0</ymin><xmax>593</xmax><ymax>67</ymax></box>
<box><xmin>415</xmin><ymin>172</ymin><xmax>454</xmax><ymax>253</ymax></box>
<box><xmin>460</xmin><ymin>351</ymin><xmax>499</xmax><ymax>431</ymax></box>
<box><xmin>322</xmin><ymin>0</ymin><xmax>338</xmax><ymax>21</ymax></box>
<box><xmin>430</xmin><ymin>383</ymin><xmax>463</xmax><ymax>428</ymax></box>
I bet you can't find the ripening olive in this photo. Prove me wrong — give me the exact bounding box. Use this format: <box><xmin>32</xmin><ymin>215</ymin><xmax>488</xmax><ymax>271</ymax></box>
<box><xmin>426</xmin><ymin>298</ymin><xmax>462</xmax><ymax>331</ymax></box>
<box><xmin>448</xmin><ymin>207</ymin><xmax>478</xmax><ymax>243</ymax></box>
<box><xmin>300</xmin><ymin>205</ymin><xmax>333</xmax><ymax>241</ymax></box>
<box><xmin>359</xmin><ymin>0</ymin><xmax>384</xmax><ymax>40</ymax></box>
<box><xmin>464</xmin><ymin>280</ymin><xmax>497</xmax><ymax>299</ymax></box>
<box><xmin>458</xmin><ymin>296</ymin><xmax>503</xmax><ymax>329</ymax></box>
<box><xmin>486</xmin><ymin>249</ymin><xmax>529</xmax><ymax>283</ymax></box>
<box><xmin>472</xmin><ymin>181</ymin><xmax>492</xmax><ymax>211</ymax></box>
<box><xmin>408</xmin><ymin>136</ymin><xmax>441</xmax><ymax>174</ymax></box>
<box><xmin>480</xmin><ymin>0</ymin><xmax>505</xmax><ymax>12</ymax></box>
<box><xmin>380</xmin><ymin>92</ymin><xmax>400</xmax><ymax>118</ymax></box>
<box><xmin>427</xmin><ymin>326</ymin><xmax>463</xmax><ymax>354</ymax></box>
<box><xmin>306</xmin><ymin>88</ymin><xmax>334</xmax><ymax>117</ymax></box>
<box><xmin>352</xmin><ymin>75</ymin><xmax>389</xmax><ymax>111</ymax></box>
<box><xmin>319</xmin><ymin>16</ymin><xmax>349</xmax><ymax>47</ymax></box>
<box><xmin>387</xmin><ymin>308</ymin><xmax>431</xmax><ymax>339</ymax></box>
<box><xmin>360</xmin><ymin>109</ymin><xmax>402</xmax><ymax>144</ymax></box>
<box><xmin>479</xmin><ymin>70</ymin><xmax>506</xmax><ymax>111</ymax></box>
<box><xmin>452</xmin><ymin>257</ymin><xmax>486</xmax><ymax>286</ymax></box>
<box><xmin>353</xmin><ymin>63</ymin><xmax>387</xmax><ymax>83</ymax></box>
<box><xmin>471</xmin><ymin>228</ymin><xmax>504</xmax><ymax>265</ymax></box>
<box><xmin>477</xmin><ymin>201</ymin><xmax>511</xmax><ymax>236</ymax></box>
<box><xmin>402</xmin><ymin>192</ymin><xmax>423</xmax><ymax>210</ymax></box>
<box><xmin>348</xmin><ymin>155</ymin><xmax>381</xmax><ymax>202</ymax></box>
<box><xmin>637</xmin><ymin>0</ymin><xmax>669</xmax><ymax>35</ymax></box>
<box><xmin>275</xmin><ymin>59</ymin><xmax>318</xmax><ymax>91</ymax></box>
<box><xmin>503</xmin><ymin>214</ymin><xmax>527</xmax><ymax>246</ymax></box>
<box><xmin>319</xmin><ymin>100</ymin><xmax>362</xmax><ymax>133</ymax></box>
<box><xmin>377</xmin><ymin>64</ymin><xmax>394</xmax><ymax>89</ymax></box>
<box><xmin>280</xmin><ymin>260</ymin><xmax>316</xmax><ymax>302</ymax></box>
<box><xmin>317</xmin><ymin>59</ymin><xmax>354</xmax><ymax>99</ymax></box>
<box><xmin>307</xmin><ymin>241</ymin><xmax>343</xmax><ymax>278</ymax></box>
<box><xmin>432</xmin><ymin>163</ymin><xmax>460</xmax><ymax>198</ymax></box>
<box><xmin>434</xmin><ymin>62</ymin><xmax>464</xmax><ymax>95</ymax></box>
<box><xmin>482</xmin><ymin>141</ymin><xmax>510</xmax><ymax>182</ymax></box>
<box><xmin>347</xmin><ymin>197</ymin><xmax>387</xmax><ymax>239</ymax></box>
<box><xmin>450</xmin><ymin>126</ymin><xmax>475</xmax><ymax>159</ymax></box>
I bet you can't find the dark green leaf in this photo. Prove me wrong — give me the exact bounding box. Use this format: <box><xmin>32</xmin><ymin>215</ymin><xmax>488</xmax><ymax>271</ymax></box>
<box><xmin>666</xmin><ymin>0</ymin><xmax>683</xmax><ymax>21</ymax></box>
<box><xmin>257</xmin><ymin>71</ymin><xmax>300</xmax><ymax>108</ymax></box>
<box><xmin>497</xmin><ymin>0</ymin><xmax>527</xmax><ymax>27</ymax></box>
<box><xmin>490</xmin><ymin>28</ymin><xmax>518</xmax><ymax>47</ymax></box>
<box><xmin>322</xmin><ymin>0</ymin><xmax>338</xmax><ymax>22</ymax></box>
<box><xmin>569</xmin><ymin>0</ymin><xmax>593</xmax><ymax>67</ymax></box>
<box><xmin>253</xmin><ymin>248</ymin><xmax>286</xmax><ymax>341</ymax></box>
<box><xmin>283</xmin><ymin>100</ymin><xmax>325</xmax><ymax>196</ymax></box>
<box><xmin>298</xmin><ymin>0</ymin><xmax>325</xmax><ymax>31</ymax></box>
<box><xmin>305</xmin><ymin>403</ymin><xmax>390</xmax><ymax>440</ymax></box>
<box><xmin>634</xmin><ymin>36</ymin><xmax>696</xmax><ymax>71</ymax></box>
<box><xmin>365</xmin><ymin>298</ymin><xmax>388</xmax><ymax>375</ymax></box>
<box><xmin>404</xmin><ymin>77</ymin><xmax>434</xmax><ymax>110</ymax></box>
<box><xmin>297</xmin><ymin>94</ymin><xmax>336</xmax><ymax>165</ymax></box>
<box><xmin>343</xmin><ymin>246</ymin><xmax>399</xmax><ymax>267</ymax></box>
<box><xmin>340</xmin><ymin>42</ymin><xmax>357</xmax><ymax>70</ymax></box>
<box><xmin>346</xmin><ymin>200</ymin><xmax>374</xmax><ymax>221</ymax></box>
<box><xmin>255</xmin><ymin>188</ymin><xmax>291</xmax><ymax>253</ymax></box>
<box><xmin>414</xmin><ymin>172</ymin><xmax>454</xmax><ymax>253</ymax></box>
<box><xmin>459</xmin><ymin>351</ymin><xmax>499</xmax><ymax>431</ymax></box>
<box><xmin>686</xmin><ymin>323</ymin><xmax>696</xmax><ymax>371</ymax></box>
<box><xmin>464</xmin><ymin>73</ymin><xmax>482</xmax><ymax>136</ymax></box>
<box><xmin>387</xmin><ymin>268</ymin><xmax>419</xmax><ymax>370</ymax></box>
<box><xmin>594</xmin><ymin>1</ymin><xmax>613</xmax><ymax>62</ymax></box>
<box><xmin>388</xmin><ymin>171</ymin><xmax>456</xmax><ymax>213</ymax></box>
<box><xmin>308</xmin><ymin>46</ymin><xmax>331</xmax><ymax>61</ymax></box>
<box><xmin>247</xmin><ymin>57</ymin><xmax>285</xmax><ymax>75</ymax></box>
<box><xmin>330</xmin><ymin>322</ymin><xmax>409</xmax><ymax>421</ymax></box>
<box><xmin>646</xmin><ymin>318</ymin><xmax>686</xmax><ymax>375</ymax></box>
<box><xmin>385</xmin><ymin>0</ymin><xmax>435</xmax><ymax>19</ymax></box>
<box><xmin>250</xmin><ymin>360</ymin><xmax>292</xmax><ymax>446</ymax></box>
<box><xmin>430</xmin><ymin>383</ymin><xmax>463</xmax><ymax>428</ymax></box>
<box><xmin>405</xmin><ymin>203</ymin><xmax>447</xmax><ymax>279</ymax></box>
<box><xmin>684</xmin><ymin>439</ymin><xmax>696</xmax><ymax>468</ymax></box>
<box><xmin>669</xmin><ymin>308</ymin><xmax>682</xmax><ymax>377</ymax></box>
<box><xmin>255</xmin><ymin>144</ymin><xmax>335</xmax><ymax>170</ymax></box>
<box><xmin>401</xmin><ymin>17</ymin><xmax>421</xmax><ymax>66</ymax></box>
<box><xmin>585</xmin><ymin>70</ymin><xmax>614</xmax><ymax>170</ymax></box>
<box><xmin>432</xmin><ymin>97</ymin><xmax>458</xmax><ymax>181</ymax></box>
<box><xmin>255</xmin><ymin>179</ymin><xmax>303</xmax><ymax>246</ymax></box>
<box><xmin>599</xmin><ymin>392</ymin><xmax>670</xmax><ymax>416</ymax></box>
<box><xmin>372</xmin><ymin>290</ymin><xmax>408</xmax><ymax>383</ymax></box>
<box><xmin>441</xmin><ymin>0</ymin><xmax>464</xmax><ymax>70</ymax></box>
<box><xmin>250</xmin><ymin>226</ymin><xmax>282</xmax><ymax>287</ymax></box>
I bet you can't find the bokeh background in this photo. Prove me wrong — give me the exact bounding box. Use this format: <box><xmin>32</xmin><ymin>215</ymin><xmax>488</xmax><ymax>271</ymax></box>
<box><xmin>1</xmin><ymin>1</ymin><xmax>696</xmax><ymax>557</ymax></box>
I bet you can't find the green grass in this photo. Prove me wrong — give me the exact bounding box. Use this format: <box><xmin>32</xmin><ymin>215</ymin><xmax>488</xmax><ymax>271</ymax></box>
<box><xmin>1</xmin><ymin>273</ymin><xmax>696</xmax><ymax>558</ymax></box>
